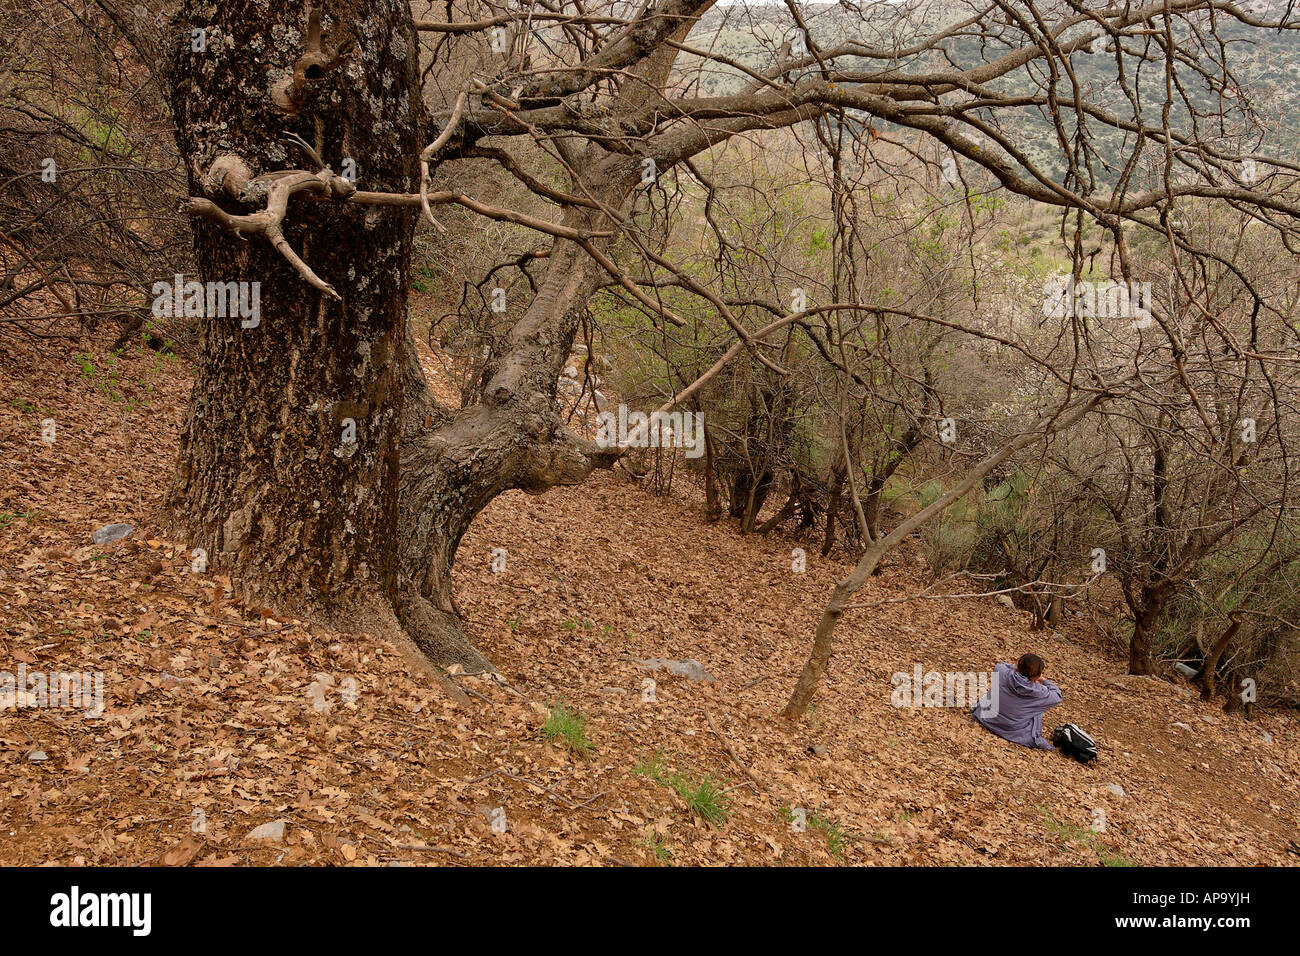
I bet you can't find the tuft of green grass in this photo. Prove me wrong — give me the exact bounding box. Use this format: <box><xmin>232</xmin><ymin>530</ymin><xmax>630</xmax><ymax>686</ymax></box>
<box><xmin>780</xmin><ymin>806</ymin><xmax>858</xmax><ymax>861</ymax></box>
<box><xmin>0</xmin><ymin>510</ymin><xmax>32</xmax><ymax>529</ymax></box>
<box><xmin>1098</xmin><ymin>848</ymin><xmax>1135</xmax><ymax>867</ymax></box>
<box><xmin>75</xmin><ymin>347</ymin><xmax>163</xmax><ymax>411</ymax></box>
<box><xmin>639</xmin><ymin>829</ymin><xmax>673</xmax><ymax>866</ymax></box>
<box><xmin>810</xmin><ymin>814</ymin><xmax>854</xmax><ymax>860</ymax></box>
<box><xmin>634</xmin><ymin>752</ymin><xmax>671</xmax><ymax>783</ymax></box>
<box><xmin>541</xmin><ymin>701</ymin><xmax>594</xmax><ymax>754</ymax></box>
<box><xmin>635</xmin><ymin>753</ymin><xmax>728</xmax><ymax>825</ymax></box>
<box><xmin>1044</xmin><ymin>809</ymin><xmax>1134</xmax><ymax>866</ymax></box>
<box><xmin>675</xmin><ymin>773</ymin><xmax>728</xmax><ymax>826</ymax></box>
<box><xmin>1044</xmin><ymin>811</ymin><xmax>1095</xmax><ymax>845</ymax></box>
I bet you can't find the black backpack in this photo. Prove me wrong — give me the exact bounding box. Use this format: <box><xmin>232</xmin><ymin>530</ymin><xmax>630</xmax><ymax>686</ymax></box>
<box><xmin>1052</xmin><ymin>723</ymin><xmax>1098</xmax><ymax>763</ymax></box>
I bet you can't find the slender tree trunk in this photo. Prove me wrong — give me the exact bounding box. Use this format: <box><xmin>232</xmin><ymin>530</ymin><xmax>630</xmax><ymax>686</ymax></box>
<box><xmin>1047</xmin><ymin>594</ymin><xmax>1063</xmax><ymax>627</ymax></box>
<box><xmin>861</xmin><ymin>488</ymin><xmax>881</xmax><ymax>544</ymax></box>
<box><xmin>757</xmin><ymin>476</ymin><xmax>800</xmax><ymax>534</ymax></box>
<box><xmin>703</xmin><ymin>421</ymin><xmax>721</xmax><ymax>520</ymax></box>
<box><xmin>1129</xmin><ymin>588</ymin><xmax>1165</xmax><ymax>675</ymax></box>
<box><xmin>1195</xmin><ymin>615</ymin><xmax>1243</xmax><ymax>700</ymax></box>
<box><xmin>821</xmin><ymin>466</ymin><xmax>844</xmax><ymax>556</ymax></box>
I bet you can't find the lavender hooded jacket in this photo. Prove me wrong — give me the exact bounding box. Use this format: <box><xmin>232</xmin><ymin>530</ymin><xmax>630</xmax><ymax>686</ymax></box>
<box><xmin>972</xmin><ymin>662</ymin><xmax>1062</xmax><ymax>750</ymax></box>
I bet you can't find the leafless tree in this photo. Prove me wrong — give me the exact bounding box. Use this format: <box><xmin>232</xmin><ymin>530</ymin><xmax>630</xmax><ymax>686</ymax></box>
<box><xmin>57</xmin><ymin>0</ymin><xmax>1300</xmax><ymax>715</ymax></box>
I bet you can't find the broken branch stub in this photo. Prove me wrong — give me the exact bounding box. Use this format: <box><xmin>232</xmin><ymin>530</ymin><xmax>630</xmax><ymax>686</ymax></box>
<box><xmin>185</xmin><ymin>163</ymin><xmax>347</xmax><ymax>300</ymax></box>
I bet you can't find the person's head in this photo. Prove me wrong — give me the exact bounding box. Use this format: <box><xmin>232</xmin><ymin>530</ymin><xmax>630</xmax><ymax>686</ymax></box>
<box><xmin>1017</xmin><ymin>653</ymin><xmax>1045</xmax><ymax>682</ymax></box>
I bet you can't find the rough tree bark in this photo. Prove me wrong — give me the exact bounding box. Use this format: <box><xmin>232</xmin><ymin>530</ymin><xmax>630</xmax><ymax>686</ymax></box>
<box><xmin>164</xmin><ymin>0</ymin><xmax>422</xmax><ymax>627</ymax></box>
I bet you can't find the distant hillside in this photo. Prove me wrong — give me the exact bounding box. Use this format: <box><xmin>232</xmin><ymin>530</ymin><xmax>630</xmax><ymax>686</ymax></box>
<box><xmin>681</xmin><ymin>1</ymin><xmax>1300</xmax><ymax>183</ymax></box>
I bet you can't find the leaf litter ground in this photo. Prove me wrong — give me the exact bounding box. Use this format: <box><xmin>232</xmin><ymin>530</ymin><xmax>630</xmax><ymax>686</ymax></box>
<box><xmin>1</xmin><ymin>330</ymin><xmax>1297</xmax><ymax>866</ymax></box>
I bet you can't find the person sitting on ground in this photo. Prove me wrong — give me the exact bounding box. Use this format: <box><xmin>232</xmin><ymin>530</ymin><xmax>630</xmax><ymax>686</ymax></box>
<box><xmin>972</xmin><ymin>653</ymin><xmax>1062</xmax><ymax>750</ymax></box>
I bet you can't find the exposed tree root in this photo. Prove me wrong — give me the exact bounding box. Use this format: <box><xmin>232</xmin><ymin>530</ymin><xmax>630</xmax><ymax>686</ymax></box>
<box><xmin>396</xmin><ymin>590</ymin><xmax>497</xmax><ymax>676</ymax></box>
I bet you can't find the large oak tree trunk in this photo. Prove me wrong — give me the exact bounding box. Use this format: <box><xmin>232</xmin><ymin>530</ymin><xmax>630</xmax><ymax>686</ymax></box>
<box><xmin>162</xmin><ymin>2</ymin><xmax>681</xmax><ymax>676</ymax></box>
<box><xmin>164</xmin><ymin>0</ymin><xmax>422</xmax><ymax>625</ymax></box>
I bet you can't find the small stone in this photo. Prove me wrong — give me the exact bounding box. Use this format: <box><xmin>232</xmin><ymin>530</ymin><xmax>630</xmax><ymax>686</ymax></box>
<box><xmin>637</xmin><ymin>657</ymin><xmax>714</xmax><ymax>682</ymax></box>
<box><xmin>91</xmin><ymin>523</ymin><xmax>134</xmax><ymax>545</ymax></box>
<box><xmin>1106</xmin><ymin>783</ymin><xmax>1125</xmax><ymax>798</ymax></box>
<box><xmin>28</xmin><ymin>750</ymin><xmax>47</xmax><ymax>763</ymax></box>
<box><xmin>1262</xmin><ymin>731</ymin><xmax>1274</xmax><ymax>744</ymax></box>
<box><xmin>1172</xmin><ymin>721</ymin><xmax>1193</xmax><ymax>732</ymax></box>
<box><xmin>995</xmin><ymin>594</ymin><xmax>1016</xmax><ymax>610</ymax></box>
<box><xmin>246</xmin><ymin>820</ymin><xmax>286</xmax><ymax>842</ymax></box>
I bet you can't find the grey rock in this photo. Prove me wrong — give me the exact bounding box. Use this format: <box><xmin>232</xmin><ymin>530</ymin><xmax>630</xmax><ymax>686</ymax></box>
<box><xmin>1262</xmin><ymin>731</ymin><xmax>1274</xmax><ymax>744</ymax></box>
<box><xmin>1106</xmin><ymin>783</ymin><xmax>1126</xmax><ymax>798</ymax></box>
<box><xmin>995</xmin><ymin>594</ymin><xmax>1016</xmax><ymax>610</ymax></box>
<box><xmin>28</xmin><ymin>750</ymin><xmax>47</xmax><ymax>763</ymax></box>
<box><xmin>246</xmin><ymin>819</ymin><xmax>287</xmax><ymax>842</ymax></box>
<box><xmin>1172</xmin><ymin>661</ymin><xmax>1198</xmax><ymax>679</ymax></box>
<box><xmin>637</xmin><ymin>657</ymin><xmax>714</xmax><ymax>682</ymax></box>
<box><xmin>91</xmin><ymin>523</ymin><xmax>134</xmax><ymax>545</ymax></box>
<box><xmin>1172</xmin><ymin>721</ymin><xmax>1193</xmax><ymax>732</ymax></box>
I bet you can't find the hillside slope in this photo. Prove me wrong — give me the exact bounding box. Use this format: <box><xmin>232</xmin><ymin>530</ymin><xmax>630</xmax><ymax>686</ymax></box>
<box><xmin>2</xmin><ymin>331</ymin><xmax>1297</xmax><ymax>866</ymax></box>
